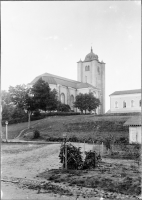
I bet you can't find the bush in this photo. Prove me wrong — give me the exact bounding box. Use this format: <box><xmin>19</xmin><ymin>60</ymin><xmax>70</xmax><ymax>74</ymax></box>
<box><xmin>59</xmin><ymin>143</ymin><xmax>83</xmax><ymax>169</ymax></box>
<box><xmin>33</xmin><ymin>110</ymin><xmax>41</xmax><ymax>117</ymax></box>
<box><xmin>83</xmin><ymin>151</ymin><xmax>101</xmax><ymax>169</ymax></box>
<box><xmin>114</xmin><ymin>137</ymin><xmax>129</xmax><ymax>144</ymax></box>
<box><xmin>33</xmin><ymin>129</ymin><xmax>40</xmax><ymax>139</ymax></box>
<box><xmin>68</xmin><ymin>135</ymin><xmax>79</xmax><ymax>142</ymax></box>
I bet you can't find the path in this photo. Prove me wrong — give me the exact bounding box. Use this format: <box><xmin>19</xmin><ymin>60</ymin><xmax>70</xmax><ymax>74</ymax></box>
<box><xmin>1</xmin><ymin>143</ymin><xmax>102</xmax><ymax>200</ymax></box>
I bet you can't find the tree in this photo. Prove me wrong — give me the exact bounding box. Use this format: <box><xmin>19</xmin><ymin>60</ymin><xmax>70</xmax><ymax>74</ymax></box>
<box><xmin>57</xmin><ymin>102</ymin><xmax>71</xmax><ymax>112</ymax></box>
<box><xmin>73</xmin><ymin>93</ymin><xmax>85</xmax><ymax>113</ymax></box>
<box><xmin>46</xmin><ymin>89</ymin><xmax>59</xmax><ymax>112</ymax></box>
<box><xmin>2</xmin><ymin>90</ymin><xmax>15</xmax><ymax>121</ymax></box>
<box><xmin>9</xmin><ymin>84</ymin><xmax>36</xmax><ymax>128</ymax></box>
<box><xmin>1</xmin><ymin>90</ymin><xmax>11</xmax><ymax>106</ymax></box>
<box><xmin>9</xmin><ymin>85</ymin><xmax>28</xmax><ymax>109</ymax></box>
<box><xmin>74</xmin><ymin>92</ymin><xmax>101</xmax><ymax>114</ymax></box>
<box><xmin>31</xmin><ymin>78</ymin><xmax>51</xmax><ymax>112</ymax></box>
<box><xmin>87</xmin><ymin>93</ymin><xmax>101</xmax><ymax>113</ymax></box>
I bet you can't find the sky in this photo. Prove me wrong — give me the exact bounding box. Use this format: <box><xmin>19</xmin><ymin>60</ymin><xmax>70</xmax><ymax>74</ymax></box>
<box><xmin>1</xmin><ymin>1</ymin><xmax>141</xmax><ymax>112</ymax></box>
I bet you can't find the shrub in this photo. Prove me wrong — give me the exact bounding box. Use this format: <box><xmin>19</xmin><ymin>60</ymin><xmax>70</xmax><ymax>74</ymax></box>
<box><xmin>33</xmin><ymin>129</ymin><xmax>40</xmax><ymax>139</ymax></box>
<box><xmin>59</xmin><ymin>143</ymin><xmax>83</xmax><ymax>169</ymax></box>
<box><xmin>33</xmin><ymin>110</ymin><xmax>41</xmax><ymax>117</ymax></box>
<box><xmin>114</xmin><ymin>137</ymin><xmax>129</xmax><ymax>144</ymax></box>
<box><xmin>83</xmin><ymin>151</ymin><xmax>101</xmax><ymax>169</ymax></box>
<box><xmin>68</xmin><ymin>135</ymin><xmax>79</xmax><ymax>142</ymax></box>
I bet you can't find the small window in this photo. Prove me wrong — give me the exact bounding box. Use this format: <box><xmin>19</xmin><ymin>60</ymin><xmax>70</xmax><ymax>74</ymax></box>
<box><xmin>97</xmin><ymin>67</ymin><xmax>100</xmax><ymax>75</ymax></box>
<box><xmin>85</xmin><ymin>66</ymin><xmax>90</xmax><ymax>71</ymax></box>
<box><xmin>140</xmin><ymin>100</ymin><xmax>141</xmax><ymax>107</ymax></box>
<box><xmin>115</xmin><ymin>101</ymin><xmax>118</xmax><ymax>108</ymax></box>
<box><xmin>131</xmin><ymin>100</ymin><xmax>134</xmax><ymax>107</ymax></box>
<box><xmin>123</xmin><ymin>101</ymin><xmax>126</xmax><ymax>108</ymax></box>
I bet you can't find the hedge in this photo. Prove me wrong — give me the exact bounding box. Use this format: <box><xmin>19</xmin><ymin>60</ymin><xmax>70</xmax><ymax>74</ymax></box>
<box><xmin>2</xmin><ymin>112</ymin><xmax>81</xmax><ymax>125</ymax></box>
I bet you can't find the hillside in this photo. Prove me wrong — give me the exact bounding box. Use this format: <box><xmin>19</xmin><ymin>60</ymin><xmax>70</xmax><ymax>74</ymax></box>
<box><xmin>7</xmin><ymin>114</ymin><xmax>133</xmax><ymax>143</ymax></box>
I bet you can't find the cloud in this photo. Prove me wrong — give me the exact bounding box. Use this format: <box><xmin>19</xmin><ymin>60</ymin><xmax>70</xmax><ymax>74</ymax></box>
<box><xmin>45</xmin><ymin>35</ymin><xmax>59</xmax><ymax>41</ymax></box>
<box><xmin>64</xmin><ymin>44</ymin><xmax>73</xmax><ymax>51</ymax></box>
<box><xmin>109</xmin><ymin>5</ymin><xmax>118</xmax><ymax>12</ymax></box>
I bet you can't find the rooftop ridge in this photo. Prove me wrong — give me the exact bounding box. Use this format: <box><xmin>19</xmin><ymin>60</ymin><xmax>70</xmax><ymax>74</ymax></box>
<box><xmin>110</xmin><ymin>89</ymin><xmax>141</xmax><ymax>96</ymax></box>
<box><xmin>41</xmin><ymin>73</ymin><xmax>80</xmax><ymax>83</ymax></box>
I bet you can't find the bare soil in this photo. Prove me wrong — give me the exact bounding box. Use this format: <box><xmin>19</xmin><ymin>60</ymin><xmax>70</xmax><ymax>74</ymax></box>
<box><xmin>1</xmin><ymin>142</ymin><xmax>140</xmax><ymax>200</ymax></box>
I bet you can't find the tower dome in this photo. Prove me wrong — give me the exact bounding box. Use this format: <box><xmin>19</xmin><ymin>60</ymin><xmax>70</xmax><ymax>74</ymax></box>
<box><xmin>84</xmin><ymin>47</ymin><xmax>98</xmax><ymax>61</ymax></box>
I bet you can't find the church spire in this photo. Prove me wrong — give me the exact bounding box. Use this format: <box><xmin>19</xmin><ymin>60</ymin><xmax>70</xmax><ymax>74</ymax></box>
<box><xmin>91</xmin><ymin>46</ymin><xmax>93</xmax><ymax>52</ymax></box>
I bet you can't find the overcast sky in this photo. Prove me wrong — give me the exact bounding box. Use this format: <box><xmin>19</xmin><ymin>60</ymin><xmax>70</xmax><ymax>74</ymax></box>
<box><xmin>1</xmin><ymin>1</ymin><xmax>141</xmax><ymax>112</ymax></box>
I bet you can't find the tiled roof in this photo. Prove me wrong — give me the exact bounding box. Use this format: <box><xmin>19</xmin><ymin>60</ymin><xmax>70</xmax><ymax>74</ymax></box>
<box><xmin>110</xmin><ymin>89</ymin><xmax>141</xmax><ymax>96</ymax></box>
<box><xmin>123</xmin><ymin>116</ymin><xmax>141</xmax><ymax>126</ymax></box>
<box><xmin>28</xmin><ymin>73</ymin><xmax>98</xmax><ymax>90</ymax></box>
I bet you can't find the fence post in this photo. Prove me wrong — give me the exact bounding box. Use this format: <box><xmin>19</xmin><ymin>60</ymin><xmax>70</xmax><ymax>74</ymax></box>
<box><xmin>101</xmin><ymin>142</ymin><xmax>103</xmax><ymax>157</ymax></box>
<box><xmin>65</xmin><ymin>144</ymin><xmax>67</xmax><ymax>170</ymax></box>
<box><xmin>93</xmin><ymin>141</ymin><xmax>95</xmax><ymax>149</ymax></box>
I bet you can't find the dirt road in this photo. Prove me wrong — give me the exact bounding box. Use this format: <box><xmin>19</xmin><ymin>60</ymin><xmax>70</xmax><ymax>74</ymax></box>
<box><xmin>2</xmin><ymin>143</ymin><xmax>102</xmax><ymax>200</ymax></box>
<box><xmin>2</xmin><ymin>143</ymin><xmax>66</xmax><ymax>200</ymax></box>
<box><xmin>1</xmin><ymin>143</ymin><xmax>139</xmax><ymax>200</ymax></box>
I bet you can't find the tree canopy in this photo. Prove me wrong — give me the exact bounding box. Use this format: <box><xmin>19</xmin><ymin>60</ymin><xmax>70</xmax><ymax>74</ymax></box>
<box><xmin>9</xmin><ymin>84</ymin><xmax>36</xmax><ymax>113</ymax></box>
<box><xmin>31</xmin><ymin>78</ymin><xmax>59</xmax><ymax>112</ymax></box>
<box><xmin>74</xmin><ymin>92</ymin><xmax>101</xmax><ymax>114</ymax></box>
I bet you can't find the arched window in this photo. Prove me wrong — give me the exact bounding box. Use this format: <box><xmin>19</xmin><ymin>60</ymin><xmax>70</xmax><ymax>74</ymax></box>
<box><xmin>139</xmin><ymin>100</ymin><xmax>141</xmax><ymax>107</ymax></box>
<box><xmin>97</xmin><ymin>66</ymin><xmax>100</xmax><ymax>75</ymax></box>
<box><xmin>123</xmin><ymin>101</ymin><xmax>126</xmax><ymax>108</ymax></box>
<box><xmin>70</xmin><ymin>95</ymin><xmax>74</xmax><ymax>110</ymax></box>
<box><xmin>115</xmin><ymin>101</ymin><xmax>118</xmax><ymax>108</ymax></box>
<box><xmin>61</xmin><ymin>93</ymin><xmax>65</xmax><ymax>104</ymax></box>
<box><xmin>131</xmin><ymin>100</ymin><xmax>134</xmax><ymax>107</ymax></box>
<box><xmin>85</xmin><ymin>66</ymin><xmax>90</xmax><ymax>71</ymax></box>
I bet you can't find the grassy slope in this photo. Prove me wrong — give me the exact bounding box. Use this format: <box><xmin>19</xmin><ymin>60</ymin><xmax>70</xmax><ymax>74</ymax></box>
<box><xmin>3</xmin><ymin>114</ymin><xmax>131</xmax><ymax>141</ymax></box>
<box><xmin>2</xmin><ymin>119</ymin><xmax>42</xmax><ymax>139</ymax></box>
<box><xmin>2</xmin><ymin>114</ymin><xmax>132</xmax><ymax>141</ymax></box>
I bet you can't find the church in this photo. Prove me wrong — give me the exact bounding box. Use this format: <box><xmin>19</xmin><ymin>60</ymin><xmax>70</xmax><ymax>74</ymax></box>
<box><xmin>29</xmin><ymin>48</ymin><xmax>105</xmax><ymax>114</ymax></box>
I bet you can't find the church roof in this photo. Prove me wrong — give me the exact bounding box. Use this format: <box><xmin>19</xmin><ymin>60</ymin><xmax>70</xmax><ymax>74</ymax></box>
<box><xmin>76</xmin><ymin>82</ymin><xmax>97</xmax><ymax>89</ymax></box>
<box><xmin>29</xmin><ymin>72</ymin><xmax>98</xmax><ymax>90</ymax></box>
<box><xmin>123</xmin><ymin>116</ymin><xmax>141</xmax><ymax>126</ymax></box>
<box><xmin>110</xmin><ymin>89</ymin><xmax>141</xmax><ymax>96</ymax></box>
<box><xmin>84</xmin><ymin>47</ymin><xmax>98</xmax><ymax>62</ymax></box>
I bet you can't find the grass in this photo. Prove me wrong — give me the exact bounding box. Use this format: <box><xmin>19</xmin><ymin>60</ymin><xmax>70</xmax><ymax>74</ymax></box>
<box><xmin>2</xmin><ymin>114</ymin><xmax>130</xmax><ymax>141</ymax></box>
<box><xmin>2</xmin><ymin>119</ymin><xmax>42</xmax><ymax>139</ymax></box>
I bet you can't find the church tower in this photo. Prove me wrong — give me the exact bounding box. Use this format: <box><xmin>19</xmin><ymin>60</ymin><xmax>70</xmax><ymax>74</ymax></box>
<box><xmin>77</xmin><ymin>47</ymin><xmax>105</xmax><ymax>114</ymax></box>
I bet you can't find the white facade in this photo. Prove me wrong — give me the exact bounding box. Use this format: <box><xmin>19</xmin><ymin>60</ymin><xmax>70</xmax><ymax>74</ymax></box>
<box><xmin>77</xmin><ymin>48</ymin><xmax>105</xmax><ymax>114</ymax></box>
<box><xmin>129</xmin><ymin>126</ymin><xmax>141</xmax><ymax>144</ymax></box>
<box><xmin>110</xmin><ymin>90</ymin><xmax>141</xmax><ymax>113</ymax></box>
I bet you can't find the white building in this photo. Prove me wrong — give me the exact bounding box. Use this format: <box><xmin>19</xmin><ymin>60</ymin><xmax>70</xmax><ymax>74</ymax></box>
<box><xmin>29</xmin><ymin>48</ymin><xmax>106</xmax><ymax>114</ymax></box>
<box><xmin>109</xmin><ymin>89</ymin><xmax>141</xmax><ymax>113</ymax></box>
<box><xmin>124</xmin><ymin>116</ymin><xmax>141</xmax><ymax>144</ymax></box>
